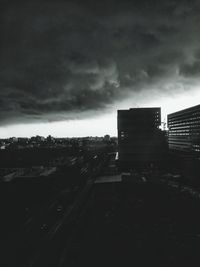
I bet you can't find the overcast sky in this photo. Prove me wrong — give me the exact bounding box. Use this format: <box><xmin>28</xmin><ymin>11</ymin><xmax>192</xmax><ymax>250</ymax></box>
<box><xmin>1</xmin><ymin>0</ymin><xmax>200</xmax><ymax>137</ymax></box>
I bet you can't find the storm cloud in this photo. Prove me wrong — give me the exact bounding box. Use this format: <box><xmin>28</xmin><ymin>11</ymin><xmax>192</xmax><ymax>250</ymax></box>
<box><xmin>1</xmin><ymin>0</ymin><xmax>200</xmax><ymax>125</ymax></box>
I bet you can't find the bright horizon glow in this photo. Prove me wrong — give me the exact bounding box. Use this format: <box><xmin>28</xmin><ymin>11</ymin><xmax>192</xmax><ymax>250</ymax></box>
<box><xmin>0</xmin><ymin>88</ymin><xmax>200</xmax><ymax>138</ymax></box>
<box><xmin>0</xmin><ymin>114</ymin><xmax>117</xmax><ymax>138</ymax></box>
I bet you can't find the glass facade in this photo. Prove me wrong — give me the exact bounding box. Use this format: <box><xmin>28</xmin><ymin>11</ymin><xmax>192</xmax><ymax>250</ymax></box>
<box><xmin>168</xmin><ymin>104</ymin><xmax>200</xmax><ymax>155</ymax></box>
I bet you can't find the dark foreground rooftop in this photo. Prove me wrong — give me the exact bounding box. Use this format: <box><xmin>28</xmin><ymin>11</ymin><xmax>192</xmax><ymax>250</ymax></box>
<box><xmin>57</xmin><ymin>181</ymin><xmax>200</xmax><ymax>267</ymax></box>
<box><xmin>16</xmin><ymin>177</ymin><xmax>200</xmax><ymax>267</ymax></box>
<box><xmin>2</xmin><ymin>151</ymin><xmax>200</xmax><ymax>267</ymax></box>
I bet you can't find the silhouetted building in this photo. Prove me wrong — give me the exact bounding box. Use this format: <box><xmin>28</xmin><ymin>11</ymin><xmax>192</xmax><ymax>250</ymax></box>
<box><xmin>118</xmin><ymin>107</ymin><xmax>166</xmax><ymax>170</ymax></box>
<box><xmin>168</xmin><ymin>104</ymin><xmax>200</xmax><ymax>157</ymax></box>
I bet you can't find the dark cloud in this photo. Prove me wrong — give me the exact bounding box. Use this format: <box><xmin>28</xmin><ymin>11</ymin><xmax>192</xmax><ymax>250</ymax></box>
<box><xmin>1</xmin><ymin>0</ymin><xmax>200</xmax><ymax>125</ymax></box>
<box><xmin>179</xmin><ymin>60</ymin><xmax>200</xmax><ymax>77</ymax></box>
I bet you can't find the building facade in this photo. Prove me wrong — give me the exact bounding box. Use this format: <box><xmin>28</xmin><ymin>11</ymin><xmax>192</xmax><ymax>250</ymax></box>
<box><xmin>168</xmin><ymin>104</ymin><xmax>200</xmax><ymax>157</ymax></box>
<box><xmin>117</xmin><ymin>107</ymin><xmax>165</xmax><ymax>169</ymax></box>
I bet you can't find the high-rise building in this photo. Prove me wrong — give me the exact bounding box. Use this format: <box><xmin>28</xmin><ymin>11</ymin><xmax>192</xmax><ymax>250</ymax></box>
<box><xmin>117</xmin><ymin>107</ymin><xmax>165</xmax><ymax>169</ymax></box>
<box><xmin>168</xmin><ymin>104</ymin><xmax>200</xmax><ymax>157</ymax></box>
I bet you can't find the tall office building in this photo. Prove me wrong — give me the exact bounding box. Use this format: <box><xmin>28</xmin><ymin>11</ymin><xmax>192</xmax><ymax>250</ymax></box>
<box><xmin>168</xmin><ymin>104</ymin><xmax>200</xmax><ymax>157</ymax></box>
<box><xmin>117</xmin><ymin>107</ymin><xmax>165</xmax><ymax>169</ymax></box>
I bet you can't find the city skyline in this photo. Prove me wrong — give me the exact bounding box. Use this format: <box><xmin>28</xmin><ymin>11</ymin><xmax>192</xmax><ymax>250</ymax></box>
<box><xmin>1</xmin><ymin>96</ymin><xmax>200</xmax><ymax>138</ymax></box>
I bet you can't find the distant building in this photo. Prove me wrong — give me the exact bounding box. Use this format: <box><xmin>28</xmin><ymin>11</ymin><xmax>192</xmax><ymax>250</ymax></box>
<box><xmin>104</xmin><ymin>135</ymin><xmax>110</xmax><ymax>141</ymax></box>
<box><xmin>168</xmin><ymin>104</ymin><xmax>200</xmax><ymax>157</ymax></box>
<box><xmin>117</xmin><ymin>107</ymin><xmax>166</xmax><ymax>169</ymax></box>
<box><xmin>46</xmin><ymin>135</ymin><xmax>55</xmax><ymax>143</ymax></box>
<box><xmin>31</xmin><ymin>135</ymin><xmax>45</xmax><ymax>142</ymax></box>
<box><xmin>9</xmin><ymin>137</ymin><xmax>18</xmax><ymax>143</ymax></box>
